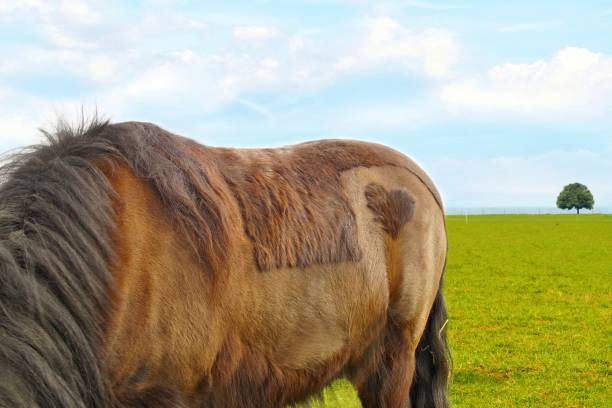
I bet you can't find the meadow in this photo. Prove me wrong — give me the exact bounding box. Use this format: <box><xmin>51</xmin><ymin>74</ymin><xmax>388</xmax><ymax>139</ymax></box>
<box><xmin>298</xmin><ymin>214</ymin><xmax>612</xmax><ymax>407</ymax></box>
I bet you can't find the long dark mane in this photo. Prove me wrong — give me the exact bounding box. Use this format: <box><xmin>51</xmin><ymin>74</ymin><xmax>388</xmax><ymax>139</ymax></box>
<box><xmin>0</xmin><ymin>119</ymin><xmax>117</xmax><ymax>407</ymax></box>
<box><xmin>0</xmin><ymin>118</ymin><xmax>234</xmax><ymax>407</ymax></box>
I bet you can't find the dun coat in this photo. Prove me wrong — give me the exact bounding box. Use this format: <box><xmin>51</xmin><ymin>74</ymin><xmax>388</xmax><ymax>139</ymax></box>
<box><xmin>0</xmin><ymin>120</ymin><xmax>450</xmax><ymax>408</ymax></box>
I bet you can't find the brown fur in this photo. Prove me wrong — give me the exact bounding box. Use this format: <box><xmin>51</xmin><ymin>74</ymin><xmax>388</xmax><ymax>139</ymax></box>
<box><xmin>203</xmin><ymin>140</ymin><xmax>435</xmax><ymax>271</ymax></box>
<box><xmin>0</xmin><ymin>120</ymin><xmax>448</xmax><ymax>407</ymax></box>
<box><xmin>97</xmin><ymin>124</ymin><xmax>450</xmax><ymax>407</ymax></box>
<box><xmin>115</xmin><ymin>386</ymin><xmax>188</xmax><ymax>408</ymax></box>
<box><xmin>365</xmin><ymin>183</ymin><xmax>416</xmax><ymax>240</ymax></box>
<box><xmin>96</xmin><ymin>123</ymin><xmax>441</xmax><ymax>275</ymax></box>
<box><xmin>208</xmin><ymin>145</ymin><xmax>362</xmax><ymax>271</ymax></box>
<box><xmin>97</xmin><ymin>122</ymin><xmax>239</xmax><ymax>278</ymax></box>
<box><xmin>96</xmin><ymin>123</ymin><xmax>449</xmax><ymax>407</ymax></box>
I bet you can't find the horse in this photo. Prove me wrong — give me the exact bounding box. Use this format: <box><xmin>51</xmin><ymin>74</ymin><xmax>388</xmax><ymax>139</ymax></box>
<box><xmin>0</xmin><ymin>119</ymin><xmax>450</xmax><ymax>408</ymax></box>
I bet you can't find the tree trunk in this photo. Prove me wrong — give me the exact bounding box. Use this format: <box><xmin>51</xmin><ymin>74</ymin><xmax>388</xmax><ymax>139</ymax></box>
<box><xmin>577</xmin><ymin>208</ymin><xmax>580</xmax><ymax>214</ymax></box>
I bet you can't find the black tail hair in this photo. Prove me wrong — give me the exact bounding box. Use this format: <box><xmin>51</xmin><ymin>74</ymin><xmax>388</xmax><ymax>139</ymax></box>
<box><xmin>409</xmin><ymin>275</ymin><xmax>451</xmax><ymax>408</ymax></box>
<box><xmin>0</xmin><ymin>118</ymin><xmax>118</xmax><ymax>407</ymax></box>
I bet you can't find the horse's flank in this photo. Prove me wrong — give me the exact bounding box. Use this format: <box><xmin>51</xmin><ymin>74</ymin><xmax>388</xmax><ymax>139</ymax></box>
<box><xmin>0</xmin><ymin>120</ymin><xmax>449</xmax><ymax>407</ymax></box>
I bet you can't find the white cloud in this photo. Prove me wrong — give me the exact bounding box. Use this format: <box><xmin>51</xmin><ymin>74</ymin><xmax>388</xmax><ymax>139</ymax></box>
<box><xmin>59</xmin><ymin>0</ymin><xmax>98</xmax><ymax>24</ymax></box>
<box><xmin>0</xmin><ymin>46</ymin><xmax>123</xmax><ymax>85</ymax></box>
<box><xmin>87</xmin><ymin>55</ymin><xmax>118</xmax><ymax>82</ymax></box>
<box><xmin>91</xmin><ymin>16</ymin><xmax>459</xmax><ymax>121</ymax></box>
<box><xmin>312</xmin><ymin>0</ymin><xmax>462</xmax><ymax>10</ymax></box>
<box><xmin>42</xmin><ymin>24</ymin><xmax>96</xmax><ymax>49</ymax></box>
<box><xmin>97</xmin><ymin>62</ymin><xmax>225</xmax><ymax>118</ymax></box>
<box><xmin>0</xmin><ymin>0</ymin><xmax>50</xmax><ymax>16</ymax></box>
<box><xmin>0</xmin><ymin>87</ymin><xmax>85</xmax><ymax>150</ymax></box>
<box><xmin>440</xmin><ymin>47</ymin><xmax>612</xmax><ymax>118</ymax></box>
<box><xmin>260</xmin><ymin>58</ymin><xmax>280</xmax><ymax>68</ymax></box>
<box><xmin>342</xmin><ymin>17</ymin><xmax>460</xmax><ymax>79</ymax></box>
<box><xmin>94</xmin><ymin>51</ymin><xmax>285</xmax><ymax>118</ymax></box>
<box><xmin>233</xmin><ymin>25</ymin><xmax>280</xmax><ymax>41</ymax></box>
<box><xmin>498</xmin><ymin>20</ymin><xmax>563</xmax><ymax>33</ymax></box>
<box><xmin>288</xmin><ymin>36</ymin><xmax>304</xmax><ymax>53</ymax></box>
<box><xmin>0</xmin><ymin>6</ymin><xmax>464</xmax><ymax>147</ymax></box>
<box><xmin>402</xmin><ymin>1</ymin><xmax>463</xmax><ymax>11</ymax></box>
<box><xmin>0</xmin><ymin>115</ymin><xmax>43</xmax><ymax>147</ymax></box>
<box><xmin>0</xmin><ymin>0</ymin><xmax>99</xmax><ymax>25</ymax></box>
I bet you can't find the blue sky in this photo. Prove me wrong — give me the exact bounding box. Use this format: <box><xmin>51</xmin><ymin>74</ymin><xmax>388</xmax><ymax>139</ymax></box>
<box><xmin>1</xmin><ymin>0</ymin><xmax>611</xmax><ymax>207</ymax></box>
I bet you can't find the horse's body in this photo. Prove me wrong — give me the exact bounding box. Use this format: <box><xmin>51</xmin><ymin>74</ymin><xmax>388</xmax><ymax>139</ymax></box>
<box><xmin>0</xmin><ymin>121</ymin><xmax>449</xmax><ymax>407</ymax></box>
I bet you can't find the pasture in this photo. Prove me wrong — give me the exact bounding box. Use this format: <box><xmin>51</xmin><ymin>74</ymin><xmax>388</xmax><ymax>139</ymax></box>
<box><xmin>300</xmin><ymin>214</ymin><xmax>612</xmax><ymax>407</ymax></box>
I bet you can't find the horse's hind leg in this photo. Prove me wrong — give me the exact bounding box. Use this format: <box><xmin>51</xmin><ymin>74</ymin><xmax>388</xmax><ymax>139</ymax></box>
<box><xmin>353</xmin><ymin>179</ymin><xmax>448</xmax><ymax>408</ymax></box>
<box><xmin>353</xmin><ymin>321</ymin><xmax>416</xmax><ymax>408</ymax></box>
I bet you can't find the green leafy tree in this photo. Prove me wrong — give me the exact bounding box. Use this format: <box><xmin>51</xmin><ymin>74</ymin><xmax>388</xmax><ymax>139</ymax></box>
<box><xmin>556</xmin><ymin>183</ymin><xmax>594</xmax><ymax>214</ymax></box>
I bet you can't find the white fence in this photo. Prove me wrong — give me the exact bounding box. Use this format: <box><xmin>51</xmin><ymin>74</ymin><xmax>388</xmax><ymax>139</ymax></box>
<box><xmin>444</xmin><ymin>206</ymin><xmax>612</xmax><ymax>215</ymax></box>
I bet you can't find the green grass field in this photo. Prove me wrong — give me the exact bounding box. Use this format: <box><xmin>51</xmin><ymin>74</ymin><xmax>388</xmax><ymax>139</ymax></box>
<box><xmin>298</xmin><ymin>214</ymin><xmax>612</xmax><ymax>407</ymax></box>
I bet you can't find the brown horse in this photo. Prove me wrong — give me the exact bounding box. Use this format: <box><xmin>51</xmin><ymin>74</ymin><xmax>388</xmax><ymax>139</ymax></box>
<box><xmin>0</xmin><ymin>120</ymin><xmax>450</xmax><ymax>407</ymax></box>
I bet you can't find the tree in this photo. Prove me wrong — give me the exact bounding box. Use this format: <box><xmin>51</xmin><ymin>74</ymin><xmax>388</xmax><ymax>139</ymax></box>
<box><xmin>556</xmin><ymin>183</ymin><xmax>594</xmax><ymax>214</ymax></box>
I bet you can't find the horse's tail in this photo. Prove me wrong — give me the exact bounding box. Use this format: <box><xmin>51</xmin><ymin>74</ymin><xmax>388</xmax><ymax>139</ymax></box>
<box><xmin>0</xmin><ymin>119</ymin><xmax>118</xmax><ymax>407</ymax></box>
<box><xmin>409</xmin><ymin>271</ymin><xmax>451</xmax><ymax>408</ymax></box>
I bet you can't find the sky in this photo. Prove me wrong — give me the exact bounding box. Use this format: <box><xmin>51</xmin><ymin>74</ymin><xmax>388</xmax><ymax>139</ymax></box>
<box><xmin>0</xmin><ymin>0</ymin><xmax>611</xmax><ymax>208</ymax></box>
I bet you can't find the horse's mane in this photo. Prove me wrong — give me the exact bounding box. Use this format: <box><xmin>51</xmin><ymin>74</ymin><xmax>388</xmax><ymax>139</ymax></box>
<box><xmin>0</xmin><ymin>119</ymin><xmax>116</xmax><ymax>407</ymax></box>
<box><xmin>0</xmin><ymin>118</ymin><xmax>233</xmax><ymax>406</ymax></box>
<box><xmin>96</xmin><ymin>121</ymin><xmax>234</xmax><ymax>275</ymax></box>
